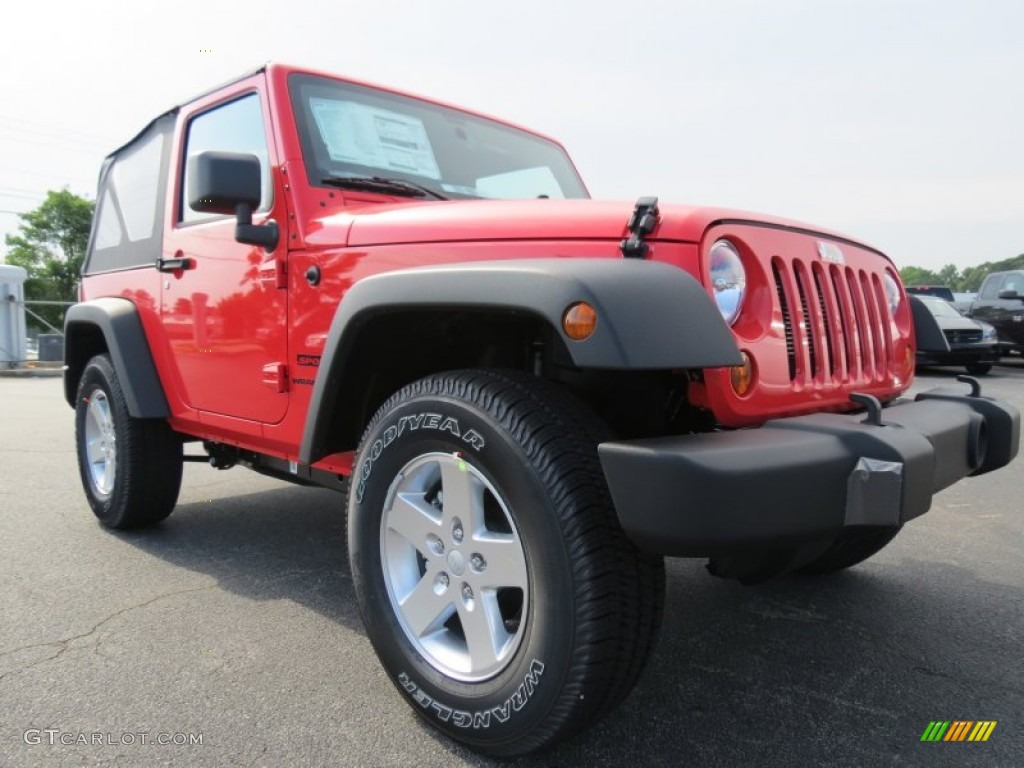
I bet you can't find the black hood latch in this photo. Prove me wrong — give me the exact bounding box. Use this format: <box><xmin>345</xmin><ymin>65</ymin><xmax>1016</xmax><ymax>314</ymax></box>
<box><xmin>620</xmin><ymin>196</ymin><xmax>660</xmax><ymax>259</ymax></box>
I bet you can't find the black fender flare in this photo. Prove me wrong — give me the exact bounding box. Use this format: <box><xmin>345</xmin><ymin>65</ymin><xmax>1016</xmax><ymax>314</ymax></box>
<box><xmin>299</xmin><ymin>258</ymin><xmax>741</xmax><ymax>464</ymax></box>
<box><xmin>908</xmin><ymin>295</ymin><xmax>951</xmax><ymax>353</ymax></box>
<box><xmin>64</xmin><ymin>298</ymin><xmax>169</xmax><ymax>418</ymax></box>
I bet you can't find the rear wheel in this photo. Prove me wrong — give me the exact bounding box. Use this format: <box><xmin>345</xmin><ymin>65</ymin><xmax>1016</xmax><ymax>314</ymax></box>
<box><xmin>797</xmin><ymin>525</ymin><xmax>902</xmax><ymax>575</ymax></box>
<box><xmin>74</xmin><ymin>354</ymin><xmax>182</xmax><ymax>529</ymax></box>
<box><xmin>348</xmin><ymin>370</ymin><xmax>664</xmax><ymax>757</ymax></box>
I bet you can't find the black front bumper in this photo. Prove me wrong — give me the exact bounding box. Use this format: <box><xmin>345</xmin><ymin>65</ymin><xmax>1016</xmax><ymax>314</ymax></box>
<box><xmin>598</xmin><ymin>385</ymin><xmax>1019</xmax><ymax>556</ymax></box>
<box><xmin>916</xmin><ymin>341</ymin><xmax>1001</xmax><ymax>367</ymax></box>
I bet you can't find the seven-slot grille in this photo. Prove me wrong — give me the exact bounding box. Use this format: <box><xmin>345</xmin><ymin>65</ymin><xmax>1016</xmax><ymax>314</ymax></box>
<box><xmin>944</xmin><ymin>328</ymin><xmax>983</xmax><ymax>344</ymax></box>
<box><xmin>772</xmin><ymin>257</ymin><xmax>894</xmax><ymax>385</ymax></box>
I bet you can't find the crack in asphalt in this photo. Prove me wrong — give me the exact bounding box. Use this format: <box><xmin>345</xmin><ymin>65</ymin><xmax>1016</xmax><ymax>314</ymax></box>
<box><xmin>0</xmin><ymin>583</ymin><xmax>216</xmax><ymax>682</ymax></box>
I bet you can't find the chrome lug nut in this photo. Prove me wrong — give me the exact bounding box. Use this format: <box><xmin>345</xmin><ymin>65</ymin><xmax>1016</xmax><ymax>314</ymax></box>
<box><xmin>427</xmin><ymin>534</ymin><xmax>445</xmax><ymax>556</ymax></box>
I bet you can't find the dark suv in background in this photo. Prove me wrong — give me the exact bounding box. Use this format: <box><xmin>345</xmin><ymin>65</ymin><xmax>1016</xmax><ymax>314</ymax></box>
<box><xmin>906</xmin><ymin>285</ymin><xmax>955</xmax><ymax>302</ymax></box>
<box><xmin>969</xmin><ymin>270</ymin><xmax>1024</xmax><ymax>354</ymax></box>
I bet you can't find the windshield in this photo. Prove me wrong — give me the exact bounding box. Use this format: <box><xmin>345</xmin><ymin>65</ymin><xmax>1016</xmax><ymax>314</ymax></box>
<box><xmin>289</xmin><ymin>74</ymin><xmax>589</xmax><ymax>201</ymax></box>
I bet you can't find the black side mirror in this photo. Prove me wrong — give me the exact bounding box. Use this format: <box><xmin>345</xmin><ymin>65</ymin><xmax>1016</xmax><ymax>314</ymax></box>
<box><xmin>187</xmin><ymin>151</ymin><xmax>278</xmax><ymax>250</ymax></box>
<box><xmin>997</xmin><ymin>289</ymin><xmax>1023</xmax><ymax>301</ymax></box>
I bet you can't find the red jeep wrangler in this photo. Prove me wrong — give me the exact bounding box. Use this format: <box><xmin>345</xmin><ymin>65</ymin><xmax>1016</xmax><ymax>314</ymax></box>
<box><xmin>65</xmin><ymin>63</ymin><xmax>1019</xmax><ymax>756</ymax></box>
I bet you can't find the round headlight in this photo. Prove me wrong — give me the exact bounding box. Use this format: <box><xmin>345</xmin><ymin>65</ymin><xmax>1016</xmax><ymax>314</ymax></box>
<box><xmin>709</xmin><ymin>239</ymin><xmax>746</xmax><ymax>325</ymax></box>
<box><xmin>882</xmin><ymin>272</ymin><xmax>902</xmax><ymax>316</ymax></box>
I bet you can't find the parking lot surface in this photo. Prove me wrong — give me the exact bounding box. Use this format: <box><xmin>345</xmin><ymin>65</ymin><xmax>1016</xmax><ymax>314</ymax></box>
<box><xmin>1</xmin><ymin>367</ymin><xmax>1022</xmax><ymax>767</ymax></box>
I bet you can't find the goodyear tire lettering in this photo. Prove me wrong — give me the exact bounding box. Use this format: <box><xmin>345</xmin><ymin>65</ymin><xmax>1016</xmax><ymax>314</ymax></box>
<box><xmin>355</xmin><ymin>413</ymin><xmax>486</xmax><ymax>502</ymax></box>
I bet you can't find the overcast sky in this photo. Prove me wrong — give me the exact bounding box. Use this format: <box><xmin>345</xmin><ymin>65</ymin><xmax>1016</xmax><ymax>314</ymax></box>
<box><xmin>1</xmin><ymin>0</ymin><xmax>1020</xmax><ymax>271</ymax></box>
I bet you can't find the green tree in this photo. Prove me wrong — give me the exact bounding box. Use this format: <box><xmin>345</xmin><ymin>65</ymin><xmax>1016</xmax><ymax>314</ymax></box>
<box><xmin>951</xmin><ymin>254</ymin><xmax>1024</xmax><ymax>292</ymax></box>
<box><xmin>936</xmin><ymin>263</ymin><xmax>961</xmax><ymax>289</ymax></box>
<box><xmin>898</xmin><ymin>265</ymin><xmax>941</xmax><ymax>286</ymax></box>
<box><xmin>4</xmin><ymin>189</ymin><xmax>94</xmax><ymax>331</ymax></box>
<box><xmin>900</xmin><ymin>254</ymin><xmax>1024</xmax><ymax>293</ymax></box>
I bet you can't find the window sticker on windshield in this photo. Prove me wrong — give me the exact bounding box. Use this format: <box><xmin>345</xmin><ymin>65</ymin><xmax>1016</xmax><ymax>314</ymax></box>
<box><xmin>310</xmin><ymin>98</ymin><xmax>441</xmax><ymax>180</ymax></box>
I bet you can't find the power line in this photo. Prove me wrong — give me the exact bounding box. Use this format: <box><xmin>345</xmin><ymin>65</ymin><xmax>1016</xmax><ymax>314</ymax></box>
<box><xmin>0</xmin><ymin>192</ymin><xmax>45</xmax><ymax>201</ymax></box>
<box><xmin>0</xmin><ymin>132</ymin><xmax>109</xmax><ymax>154</ymax></box>
<box><xmin>3</xmin><ymin>166</ymin><xmax>95</xmax><ymax>186</ymax></box>
<box><xmin>0</xmin><ymin>114</ymin><xmax>118</xmax><ymax>145</ymax></box>
<box><xmin>0</xmin><ymin>185</ymin><xmax>50</xmax><ymax>196</ymax></box>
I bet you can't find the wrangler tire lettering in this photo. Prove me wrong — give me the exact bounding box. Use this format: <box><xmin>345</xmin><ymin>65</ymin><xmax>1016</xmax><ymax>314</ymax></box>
<box><xmin>395</xmin><ymin>660</ymin><xmax>545</xmax><ymax>730</ymax></box>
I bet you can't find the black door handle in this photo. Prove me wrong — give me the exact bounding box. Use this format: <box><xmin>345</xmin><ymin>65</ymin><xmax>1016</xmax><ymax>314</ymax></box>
<box><xmin>156</xmin><ymin>257</ymin><xmax>195</xmax><ymax>273</ymax></box>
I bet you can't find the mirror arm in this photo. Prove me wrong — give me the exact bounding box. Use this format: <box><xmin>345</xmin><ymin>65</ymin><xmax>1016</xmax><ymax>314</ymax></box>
<box><xmin>234</xmin><ymin>202</ymin><xmax>279</xmax><ymax>251</ymax></box>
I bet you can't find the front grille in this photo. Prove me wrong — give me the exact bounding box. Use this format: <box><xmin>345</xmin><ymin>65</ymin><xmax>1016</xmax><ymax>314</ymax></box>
<box><xmin>771</xmin><ymin>257</ymin><xmax>893</xmax><ymax>384</ymax></box>
<box><xmin>772</xmin><ymin>261</ymin><xmax>797</xmax><ymax>379</ymax></box>
<box><xmin>944</xmin><ymin>329</ymin><xmax>982</xmax><ymax>344</ymax></box>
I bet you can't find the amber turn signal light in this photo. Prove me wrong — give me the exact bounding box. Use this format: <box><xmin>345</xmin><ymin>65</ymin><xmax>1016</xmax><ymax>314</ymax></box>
<box><xmin>562</xmin><ymin>301</ymin><xmax>598</xmax><ymax>340</ymax></box>
<box><xmin>730</xmin><ymin>351</ymin><xmax>755</xmax><ymax>396</ymax></box>
<box><xmin>903</xmin><ymin>345</ymin><xmax>915</xmax><ymax>377</ymax></box>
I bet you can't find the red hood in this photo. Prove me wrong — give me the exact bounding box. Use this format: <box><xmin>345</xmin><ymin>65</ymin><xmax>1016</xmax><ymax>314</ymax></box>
<box><xmin>303</xmin><ymin>198</ymin><xmax>879</xmax><ymax>254</ymax></box>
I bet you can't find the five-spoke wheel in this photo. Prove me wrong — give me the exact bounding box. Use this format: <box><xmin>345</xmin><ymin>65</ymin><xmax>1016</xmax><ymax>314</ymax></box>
<box><xmin>382</xmin><ymin>452</ymin><xmax>528</xmax><ymax>681</ymax></box>
<box><xmin>348</xmin><ymin>370</ymin><xmax>664</xmax><ymax>757</ymax></box>
<box><xmin>74</xmin><ymin>354</ymin><xmax>182</xmax><ymax>528</ymax></box>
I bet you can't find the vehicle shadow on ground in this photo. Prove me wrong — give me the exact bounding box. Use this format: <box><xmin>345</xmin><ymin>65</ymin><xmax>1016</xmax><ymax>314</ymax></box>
<box><xmin>113</xmin><ymin>487</ymin><xmax>1023</xmax><ymax>768</ymax></box>
<box><xmin>526</xmin><ymin>559</ymin><xmax>1022</xmax><ymax>768</ymax></box>
<box><xmin>112</xmin><ymin>484</ymin><xmax>364</xmax><ymax>633</ymax></box>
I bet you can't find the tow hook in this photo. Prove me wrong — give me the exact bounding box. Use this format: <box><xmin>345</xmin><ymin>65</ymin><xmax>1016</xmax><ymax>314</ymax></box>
<box><xmin>956</xmin><ymin>374</ymin><xmax>982</xmax><ymax>397</ymax></box>
<box><xmin>850</xmin><ymin>393</ymin><xmax>885</xmax><ymax>426</ymax></box>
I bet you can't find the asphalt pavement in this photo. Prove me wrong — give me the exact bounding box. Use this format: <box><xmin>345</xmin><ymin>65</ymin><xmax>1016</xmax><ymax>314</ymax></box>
<box><xmin>1</xmin><ymin>367</ymin><xmax>1022</xmax><ymax>767</ymax></box>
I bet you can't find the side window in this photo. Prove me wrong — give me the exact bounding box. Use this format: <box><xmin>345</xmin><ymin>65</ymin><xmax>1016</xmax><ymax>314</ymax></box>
<box><xmin>85</xmin><ymin>114</ymin><xmax>173</xmax><ymax>273</ymax></box>
<box><xmin>979</xmin><ymin>276</ymin><xmax>1002</xmax><ymax>300</ymax></box>
<box><xmin>180</xmin><ymin>94</ymin><xmax>272</xmax><ymax>224</ymax></box>
<box><xmin>1002</xmin><ymin>273</ymin><xmax>1024</xmax><ymax>295</ymax></box>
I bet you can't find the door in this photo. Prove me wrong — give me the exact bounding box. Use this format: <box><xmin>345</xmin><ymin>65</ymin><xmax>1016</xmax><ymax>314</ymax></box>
<box><xmin>974</xmin><ymin>273</ymin><xmax>1024</xmax><ymax>348</ymax></box>
<box><xmin>161</xmin><ymin>90</ymin><xmax>289</xmax><ymax>423</ymax></box>
<box><xmin>993</xmin><ymin>273</ymin><xmax>1024</xmax><ymax>346</ymax></box>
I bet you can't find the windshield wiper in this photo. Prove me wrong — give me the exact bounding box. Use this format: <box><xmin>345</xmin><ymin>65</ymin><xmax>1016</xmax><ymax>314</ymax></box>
<box><xmin>321</xmin><ymin>175</ymin><xmax>448</xmax><ymax>200</ymax></box>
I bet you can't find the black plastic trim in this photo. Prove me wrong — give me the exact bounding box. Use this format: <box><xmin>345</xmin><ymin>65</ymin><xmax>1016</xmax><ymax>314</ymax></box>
<box><xmin>64</xmin><ymin>298</ymin><xmax>169</xmax><ymax>418</ymax></box>
<box><xmin>298</xmin><ymin>258</ymin><xmax>741</xmax><ymax>464</ymax></box>
<box><xmin>915</xmin><ymin>386</ymin><xmax>1021</xmax><ymax>475</ymax></box>
<box><xmin>599</xmin><ymin>390</ymin><xmax>1019</xmax><ymax>556</ymax></box>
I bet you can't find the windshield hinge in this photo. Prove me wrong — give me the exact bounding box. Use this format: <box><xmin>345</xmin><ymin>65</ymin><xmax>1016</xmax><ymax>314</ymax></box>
<box><xmin>620</xmin><ymin>196</ymin><xmax>660</xmax><ymax>259</ymax></box>
<box><xmin>275</xmin><ymin>253</ymin><xmax>288</xmax><ymax>289</ymax></box>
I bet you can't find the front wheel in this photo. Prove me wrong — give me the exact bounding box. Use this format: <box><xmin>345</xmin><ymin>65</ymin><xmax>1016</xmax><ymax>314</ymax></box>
<box><xmin>74</xmin><ymin>354</ymin><xmax>183</xmax><ymax>529</ymax></box>
<box><xmin>348</xmin><ymin>370</ymin><xmax>664</xmax><ymax>757</ymax></box>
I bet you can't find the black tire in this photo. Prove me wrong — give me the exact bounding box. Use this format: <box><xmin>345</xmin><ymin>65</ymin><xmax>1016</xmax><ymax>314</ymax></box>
<box><xmin>74</xmin><ymin>354</ymin><xmax>183</xmax><ymax>529</ymax></box>
<box><xmin>797</xmin><ymin>525</ymin><xmax>902</xmax><ymax>575</ymax></box>
<box><xmin>348</xmin><ymin>370</ymin><xmax>664</xmax><ymax>757</ymax></box>
<box><xmin>966</xmin><ymin>363</ymin><xmax>992</xmax><ymax>375</ymax></box>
